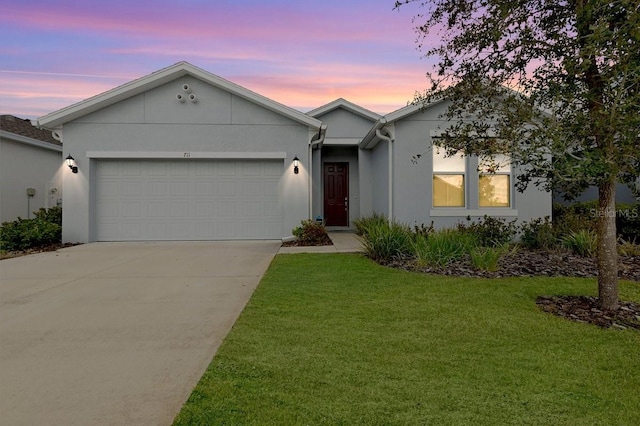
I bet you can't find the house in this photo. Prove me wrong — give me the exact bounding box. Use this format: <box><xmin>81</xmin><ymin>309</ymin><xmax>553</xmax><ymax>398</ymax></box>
<box><xmin>0</xmin><ymin>115</ymin><xmax>63</xmax><ymax>223</ymax></box>
<box><xmin>36</xmin><ymin>62</ymin><xmax>551</xmax><ymax>243</ymax></box>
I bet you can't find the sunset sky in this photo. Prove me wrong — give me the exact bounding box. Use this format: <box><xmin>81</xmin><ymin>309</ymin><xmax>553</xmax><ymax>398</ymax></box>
<box><xmin>0</xmin><ymin>0</ymin><xmax>437</xmax><ymax>120</ymax></box>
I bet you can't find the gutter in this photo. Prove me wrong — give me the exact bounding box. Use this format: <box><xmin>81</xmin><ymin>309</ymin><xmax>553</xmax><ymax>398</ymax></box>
<box><xmin>308</xmin><ymin>124</ymin><xmax>327</xmax><ymax>219</ymax></box>
<box><xmin>359</xmin><ymin>118</ymin><xmax>387</xmax><ymax>150</ymax></box>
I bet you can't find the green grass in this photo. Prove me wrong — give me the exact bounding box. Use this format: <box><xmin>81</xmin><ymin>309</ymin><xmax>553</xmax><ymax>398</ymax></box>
<box><xmin>174</xmin><ymin>254</ymin><xmax>640</xmax><ymax>425</ymax></box>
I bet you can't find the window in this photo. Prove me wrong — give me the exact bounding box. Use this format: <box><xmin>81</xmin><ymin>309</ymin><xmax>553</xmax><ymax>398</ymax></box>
<box><xmin>478</xmin><ymin>154</ymin><xmax>511</xmax><ymax>207</ymax></box>
<box><xmin>433</xmin><ymin>148</ymin><xmax>465</xmax><ymax>207</ymax></box>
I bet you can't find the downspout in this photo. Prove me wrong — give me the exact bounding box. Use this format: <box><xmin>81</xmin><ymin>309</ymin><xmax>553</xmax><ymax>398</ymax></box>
<box><xmin>308</xmin><ymin>124</ymin><xmax>327</xmax><ymax>219</ymax></box>
<box><xmin>376</xmin><ymin>127</ymin><xmax>395</xmax><ymax>225</ymax></box>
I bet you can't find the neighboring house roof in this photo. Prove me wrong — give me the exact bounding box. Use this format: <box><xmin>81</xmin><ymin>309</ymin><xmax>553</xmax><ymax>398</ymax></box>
<box><xmin>0</xmin><ymin>114</ymin><xmax>62</xmax><ymax>151</ymax></box>
<box><xmin>307</xmin><ymin>98</ymin><xmax>381</xmax><ymax>121</ymax></box>
<box><xmin>37</xmin><ymin>61</ymin><xmax>323</xmax><ymax>130</ymax></box>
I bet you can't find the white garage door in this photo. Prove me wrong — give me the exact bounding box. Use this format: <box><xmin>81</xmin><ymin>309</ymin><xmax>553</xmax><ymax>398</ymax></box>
<box><xmin>96</xmin><ymin>159</ymin><xmax>283</xmax><ymax>241</ymax></box>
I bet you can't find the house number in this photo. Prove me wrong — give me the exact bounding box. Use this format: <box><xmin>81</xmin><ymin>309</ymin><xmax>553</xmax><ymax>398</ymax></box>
<box><xmin>183</xmin><ymin>152</ymin><xmax>191</xmax><ymax>158</ymax></box>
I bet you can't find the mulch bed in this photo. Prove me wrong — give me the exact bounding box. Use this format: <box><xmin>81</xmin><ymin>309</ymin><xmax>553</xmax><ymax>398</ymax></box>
<box><xmin>536</xmin><ymin>295</ymin><xmax>640</xmax><ymax>331</ymax></box>
<box><xmin>281</xmin><ymin>236</ymin><xmax>333</xmax><ymax>247</ymax></box>
<box><xmin>381</xmin><ymin>249</ymin><xmax>640</xmax><ymax>331</ymax></box>
<box><xmin>0</xmin><ymin>243</ymin><xmax>80</xmax><ymax>260</ymax></box>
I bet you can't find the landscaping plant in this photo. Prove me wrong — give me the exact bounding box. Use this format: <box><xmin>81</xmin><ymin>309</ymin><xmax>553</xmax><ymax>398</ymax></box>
<box><xmin>561</xmin><ymin>229</ymin><xmax>598</xmax><ymax>258</ymax></box>
<box><xmin>459</xmin><ymin>215</ymin><xmax>517</xmax><ymax>247</ymax></box>
<box><xmin>413</xmin><ymin>228</ymin><xmax>478</xmax><ymax>267</ymax></box>
<box><xmin>0</xmin><ymin>207</ymin><xmax>62</xmax><ymax>252</ymax></box>
<box><xmin>291</xmin><ymin>220</ymin><xmax>331</xmax><ymax>246</ymax></box>
<box><xmin>359</xmin><ymin>220</ymin><xmax>414</xmax><ymax>262</ymax></box>
<box><xmin>470</xmin><ymin>245</ymin><xmax>507</xmax><ymax>272</ymax></box>
<box><xmin>520</xmin><ymin>216</ymin><xmax>558</xmax><ymax>250</ymax></box>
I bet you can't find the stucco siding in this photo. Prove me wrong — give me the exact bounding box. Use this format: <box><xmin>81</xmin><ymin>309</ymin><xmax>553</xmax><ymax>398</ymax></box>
<box><xmin>0</xmin><ymin>138</ymin><xmax>63</xmax><ymax>222</ymax></box>
<box><xmin>392</xmin><ymin>119</ymin><xmax>437</xmax><ymax>227</ymax></box>
<box><xmin>370</xmin><ymin>142</ymin><xmax>389</xmax><ymax>216</ymax></box>
<box><xmin>316</xmin><ymin>108</ymin><xmax>376</xmax><ymax>139</ymax></box>
<box><xmin>59</xmin><ymin>76</ymin><xmax>312</xmax><ymax>243</ymax></box>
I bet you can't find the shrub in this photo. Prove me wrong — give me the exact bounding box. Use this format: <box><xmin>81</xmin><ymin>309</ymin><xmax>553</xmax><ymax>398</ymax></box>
<box><xmin>1</xmin><ymin>216</ymin><xmax>62</xmax><ymax>251</ymax></box>
<box><xmin>520</xmin><ymin>216</ymin><xmax>558</xmax><ymax>250</ymax></box>
<box><xmin>360</xmin><ymin>220</ymin><xmax>414</xmax><ymax>263</ymax></box>
<box><xmin>413</xmin><ymin>228</ymin><xmax>478</xmax><ymax>267</ymax></box>
<box><xmin>33</xmin><ymin>206</ymin><xmax>62</xmax><ymax>226</ymax></box>
<box><xmin>292</xmin><ymin>220</ymin><xmax>330</xmax><ymax>245</ymax></box>
<box><xmin>459</xmin><ymin>215</ymin><xmax>517</xmax><ymax>247</ymax></box>
<box><xmin>561</xmin><ymin>229</ymin><xmax>597</xmax><ymax>257</ymax></box>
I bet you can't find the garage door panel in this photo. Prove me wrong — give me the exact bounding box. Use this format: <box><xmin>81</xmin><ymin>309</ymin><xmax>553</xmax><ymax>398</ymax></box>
<box><xmin>121</xmin><ymin>162</ymin><xmax>141</xmax><ymax>176</ymax></box>
<box><xmin>96</xmin><ymin>159</ymin><xmax>283</xmax><ymax>241</ymax></box>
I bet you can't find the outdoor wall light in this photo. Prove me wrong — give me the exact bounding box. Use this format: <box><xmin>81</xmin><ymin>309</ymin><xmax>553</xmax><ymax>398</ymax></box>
<box><xmin>293</xmin><ymin>155</ymin><xmax>300</xmax><ymax>174</ymax></box>
<box><xmin>65</xmin><ymin>154</ymin><xmax>78</xmax><ymax>173</ymax></box>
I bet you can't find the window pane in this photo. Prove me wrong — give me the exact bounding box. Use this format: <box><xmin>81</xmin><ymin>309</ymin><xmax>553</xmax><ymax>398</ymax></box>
<box><xmin>479</xmin><ymin>175</ymin><xmax>510</xmax><ymax>207</ymax></box>
<box><xmin>433</xmin><ymin>147</ymin><xmax>465</xmax><ymax>172</ymax></box>
<box><xmin>433</xmin><ymin>175</ymin><xmax>465</xmax><ymax>207</ymax></box>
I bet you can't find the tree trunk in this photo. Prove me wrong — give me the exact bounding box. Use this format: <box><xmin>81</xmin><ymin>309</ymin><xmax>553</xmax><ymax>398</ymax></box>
<box><xmin>597</xmin><ymin>179</ymin><xmax>618</xmax><ymax>311</ymax></box>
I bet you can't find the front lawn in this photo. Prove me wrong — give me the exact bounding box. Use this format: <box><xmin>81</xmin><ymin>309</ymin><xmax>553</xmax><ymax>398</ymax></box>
<box><xmin>174</xmin><ymin>254</ymin><xmax>640</xmax><ymax>425</ymax></box>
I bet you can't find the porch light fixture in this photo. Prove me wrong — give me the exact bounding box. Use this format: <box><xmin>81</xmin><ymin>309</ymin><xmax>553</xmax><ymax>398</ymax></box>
<box><xmin>292</xmin><ymin>155</ymin><xmax>300</xmax><ymax>174</ymax></box>
<box><xmin>65</xmin><ymin>154</ymin><xmax>78</xmax><ymax>173</ymax></box>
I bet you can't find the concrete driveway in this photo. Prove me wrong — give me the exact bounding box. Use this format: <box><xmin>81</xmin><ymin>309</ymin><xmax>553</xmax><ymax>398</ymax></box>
<box><xmin>0</xmin><ymin>241</ymin><xmax>280</xmax><ymax>426</ymax></box>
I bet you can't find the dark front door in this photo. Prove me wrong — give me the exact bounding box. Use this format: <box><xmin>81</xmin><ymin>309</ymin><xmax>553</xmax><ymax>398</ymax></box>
<box><xmin>323</xmin><ymin>162</ymin><xmax>349</xmax><ymax>226</ymax></box>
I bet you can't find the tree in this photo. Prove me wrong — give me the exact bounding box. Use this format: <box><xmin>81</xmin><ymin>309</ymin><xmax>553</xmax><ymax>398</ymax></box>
<box><xmin>396</xmin><ymin>0</ymin><xmax>640</xmax><ymax>310</ymax></box>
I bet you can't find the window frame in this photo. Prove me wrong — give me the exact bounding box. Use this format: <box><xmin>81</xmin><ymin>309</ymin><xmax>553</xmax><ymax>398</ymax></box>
<box><xmin>432</xmin><ymin>147</ymin><xmax>467</xmax><ymax>208</ymax></box>
<box><xmin>478</xmin><ymin>154</ymin><xmax>512</xmax><ymax>208</ymax></box>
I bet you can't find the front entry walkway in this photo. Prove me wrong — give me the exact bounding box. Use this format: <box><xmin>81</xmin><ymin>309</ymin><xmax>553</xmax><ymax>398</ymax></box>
<box><xmin>0</xmin><ymin>241</ymin><xmax>280</xmax><ymax>425</ymax></box>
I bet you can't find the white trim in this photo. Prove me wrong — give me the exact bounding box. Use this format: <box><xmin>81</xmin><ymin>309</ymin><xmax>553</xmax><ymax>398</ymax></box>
<box><xmin>86</xmin><ymin>151</ymin><xmax>287</xmax><ymax>159</ymax></box>
<box><xmin>430</xmin><ymin>209</ymin><xmax>519</xmax><ymax>217</ymax></box>
<box><xmin>307</xmin><ymin>98</ymin><xmax>381</xmax><ymax>121</ymax></box>
<box><xmin>0</xmin><ymin>130</ymin><xmax>63</xmax><ymax>152</ymax></box>
<box><xmin>323</xmin><ymin>138</ymin><xmax>361</xmax><ymax>146</ymax></box>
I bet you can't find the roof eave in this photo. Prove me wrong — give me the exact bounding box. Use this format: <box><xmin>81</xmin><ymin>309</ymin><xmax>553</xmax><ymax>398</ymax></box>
<box><xmin>359</xmin><ymin>118</ymin><xmax>387</xmax><ymax>149</ymax></box>
<box><xmin>37</xmin><ymin>62</ymin><xmax>322</xmax><ymax>130</ymax></box>
<box><xmin>0</xmin><ymin>130</ymin><xmax>63</xmax><ymax>152</ymax></box>
<box><xmin>307</xmin><ymin>98</ymin><xmax>381</xmax><ymax>121</ymax></box>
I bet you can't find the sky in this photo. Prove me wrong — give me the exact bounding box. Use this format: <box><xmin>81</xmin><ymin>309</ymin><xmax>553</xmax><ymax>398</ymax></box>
<box><xmin>0</xmin><ymin>0</ymin><xmax>437</xmax><ymax>120</ymax></box>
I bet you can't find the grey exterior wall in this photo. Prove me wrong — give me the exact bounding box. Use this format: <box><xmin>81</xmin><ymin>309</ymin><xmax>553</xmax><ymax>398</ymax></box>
<box><xmin>0</xmin><ymin>137</ymin><xmax>63</xmax><ymax>222</ymax></box>
<box><xmin>384</xmin><ymin>100</ymin><xmax>551</xmax><ymax>227</ymax></box>
<box><xmin>319</xmin><ymin>108</ymin><xmax>377</xmax><ymax>139</ymax></box>
<box><xmin>60</xmin><ymin>75</ymin><xmax>312</xmax><ymax>243</ymax></box>
<box><xmin>370</xmin><ymin>141</ymin><xmax>390</xmax><ymax>216</ymax></box>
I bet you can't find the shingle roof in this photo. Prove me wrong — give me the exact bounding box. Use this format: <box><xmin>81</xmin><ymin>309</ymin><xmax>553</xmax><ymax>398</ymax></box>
<box><xmin>1</xmin><ymin>115</ymin><xmax>61</xmax><ymax>146</ymax></box>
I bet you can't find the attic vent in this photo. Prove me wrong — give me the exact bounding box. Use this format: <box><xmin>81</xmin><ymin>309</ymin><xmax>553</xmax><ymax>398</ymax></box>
<box><xmin>176</xmin><ymin>83</ymin><xmax>198</xmax><ymax>103</ymax></box>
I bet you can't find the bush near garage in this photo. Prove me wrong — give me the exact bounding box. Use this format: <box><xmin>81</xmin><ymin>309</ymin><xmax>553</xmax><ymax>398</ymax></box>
<box><xmin>291</xmin><ymin>220</ymin><xmax>332</xmax><ymax>246</ymax></box>
<box><xmin>0</xmin><ymin>207</ymin><xmax>62</xmax><ymax>252</ymax></box>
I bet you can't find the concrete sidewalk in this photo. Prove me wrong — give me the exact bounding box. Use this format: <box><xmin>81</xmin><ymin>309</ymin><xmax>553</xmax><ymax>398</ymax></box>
<box><xmin>278</xmin><ymin>232</ymin><xmax>363</xmax><ymax>254</ymax></box>
<box><xmin>0</xmin><ymin>241</ymin><xmax>280</xmax><ymax>426</ymax></box>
